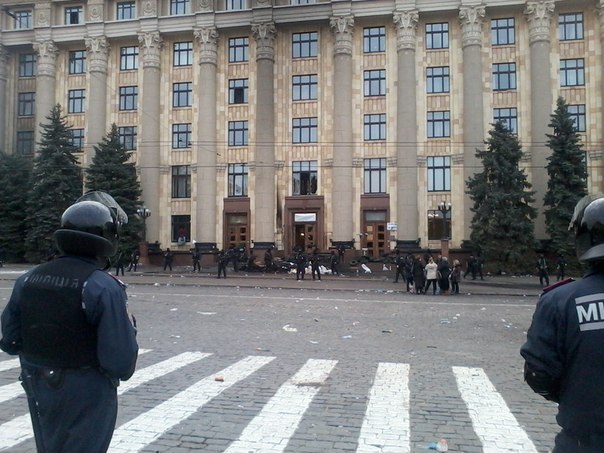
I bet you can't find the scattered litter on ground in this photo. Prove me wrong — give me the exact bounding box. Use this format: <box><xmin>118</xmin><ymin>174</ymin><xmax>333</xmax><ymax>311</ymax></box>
<box><xmin>427</xmin><ymin>439</ymin><xmax>449</xmax><ymax>451</ymax></box>
<box><xmin>382</xmin><ymin>329</ymin><xmax>393</xmax><ymax>333</ymax></box>
<box><xmin>341</xmin><ymin>335</ymin><xmax>352</xmax><ymax>339</ymax></box>
<box><xmin>309</xmin><ymin>341</ymin><xmax>319</xmax><ymax>344</ymax></box>
<box><xmin>282</xmin><ymin>324</ymin><xmax>298</xmax><ymax>332</ymax></box>
<box><xmin>255</xmin><ymin>347</ymin><xmax>270</xmax><ymax>352</ymax></box>
<box><xmin>170</xmin><ymin>308</ymin><xmax>178</xmax><ymax>311</ymax></box>
<box><xmin>197</xmin><ymin>312</ymin><xmax>216</xmax><ymax>315</ymax></box>
<box><xmin>214</xmin><ymin>376</ymin><xmax>224</xmax><ymax>382</ymax></box>
<box><xmin>440</xmin><ymin>318</ymin><xmax>451</xmax><ymax>324</ymax></box>
<box><xmin>170</xmin><ymin>335</ymin><xmax>181</xmax><ymax>339</ymax></box>
<box><xmin>361</xmin><ymin>264</ymin><xmax>372</xmax><ymax>273</ymax></box>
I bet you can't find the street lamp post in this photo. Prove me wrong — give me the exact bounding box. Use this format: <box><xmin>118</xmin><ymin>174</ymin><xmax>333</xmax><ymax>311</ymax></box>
<box><xmin>136</xmin><ymin>206</ymin><xmax>151</xmax><ymax>243</ymax></box>
<box><xmin>437</xmin><ymin>201</ymin><xmax>452</xmax><ymax>258</ymax></box>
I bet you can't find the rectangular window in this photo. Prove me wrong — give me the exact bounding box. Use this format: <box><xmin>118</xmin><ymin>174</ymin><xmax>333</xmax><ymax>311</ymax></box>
<box><xmin>70</xmin><ymin>128</ymin><xmax>84</xmax><ymax>150</ymax></box>
<box><xmin>17</xmin><ymin>92</ymin><xmax>35</xmax><ymax>117</ymax></box>
<box><xmin>228</xmin><ymin>163</ymin><xmax>248</xmax><ymax>197</ymax></box>
<box><xmin>292</xmin><ymin>32</ymin><xmax>318</xmax><ymax>58</ymax></box>
<box><xmin>292</xmin><ymin>117</ymin><xmax>318</xmax><ymax>144</ymax></box>
<box><xmin>229</xmin><ymin>37</ymin><xmax>249</xmax><ymax>63</ymax></box>
<box><xmin>560</xmin><ymin>58</ymin><xmax>585</xmax><ymax>87</ymax></box>
<box><xmin>170</xmin><ymin>0</ymin><xmax>189</xmax><ymax>15</ymax></box>
<box><xmin>292</xmin><ymin>160</ymin><xmax>317</xmax><ymax>196</ymax></box>
<box><xmin>493</xmin><ymin>107</ymin><xmax>518</xmax><ymax>134</ymax></box>
<box><xmin>427</xmin><ymin>111</ymin><xmax>450</xmax><ymax>138</ymax></box>
<box><xmin>171</xmin><ymin>215</ymin><xmax>190</xmax><ymax>243</ymax></box>
<box><xmin>363</xmin><ymin>70</ymin><xmax>386</xmax><ymax>97</ymax></box>
<box><xmin>14</xmin><ymin>10</ymin><xmax>32</xmax><ymax>29</ymax></box>
<box><xmin>117</xmin><ymin>1</ymin><xmax>136</xmax><ymax>20</ymax></box>
<box><xmin>19</xmin><ymin>54</ymin><xmax>36</xmax><ymax>77</ymax></box>
<box><xmin>16</xmin><ymin>131</ymin><xmax>34</xmax><ymax>156</ymax></box>
<box><xmin>426</xmin><ymin>66</ymin><xmax>450</xmax><ymax>94</ymax></box>
<box><xmin>226</xmin><ymin>0</ymin><xmax>247</xmax><ymax>9</ymax></box>
<box><xmin>559</xmin><ymin>13</ymin><xmax>583</xmax><ymax>41</ymax></box>
<box><xmin>568</xmin><ymin>104</ymin><xmax>586</xmax><ymax>132</ymax></box>
<box><xmin>363</xmin><ymin>27</ymin><xmax>386</xmax><ymax>53</ymax></box>
<box><xmin>491</xmin><ymin>18</ymin><xmax>515</xmax><ymax>45</ymax></box>
<box><xmin>427</xmin><ymin>156</ymin><xmax>451</xmax><ymax>192</ymax></box>
<box><xmin>69</xmin><ymin>50</ymin><xmax>86</xmax><ymax>75</ymax></box>
<box><xmin>228</xmin><ymin>121</ymin><xmax>248</xmax><ymax>146</ymax></box>
<box><xmin>426</xmin><ymin>23</ymin><xmax>449</xmax><ymax>50</ymax></box>
<box><xmin>65</xmin><ymin>6</ymin><xmax>83</xmax><ymax>25</ymax></box>
<box><xmin>120</xmin><ymin>46</ymin><xmax>139</xmax><ymax>71</ymax></box>
<box><xmin>492</xmin><ymin>62</ymin><xmax>517</xmax><ymax>91</ymax></box>
<box><xmin>173</xmin><ymin>42</ymin><xmax>193</xmax><ymax>66</ymax></box>
<box><xmin>68</xmin><ymin>89</ymin><xmax>86</xmax><ymax>113</ymax></box>
<box><xmin>118</xmin><ymin>126</ymin><xmax>137</xmax><ymax>150</ymax></box>
<box><xmin>172</xmin><ymin>123</ymin><xmax>192</xmax><ymax>148</ymax></box>
<box><xmin>292</xmin><ymin>74</ymin><xmax>318</xmax><ymax>101</ymax></box>
<box><xmin>229</xmin><ymin>79</ymin><xmax>249</xmax><ymax>104</ymax></box>
<box><xmin>119</xmin><ymin>86</ymin><xmax>138</xmax><ymax>111</ymax></box>
<box><xmin>290</xmin><ymin>0</ymin><xmax>315</xmax><ymax>3</ymax></box>
<box><xmin>173</xmin><ymin>82</ymin><xmax>192</xmax><ymax>108</ymax></box>
<box><xmin>171</xmin><ymin>165</ymin><xmax>191</xmax><ymax>198</ymax></box>
<box><xmin>364</xmin><ymin>158</ymin><xmax>386</xmax><ymax>194</ymax></box>
<box><xmin>428</xmin><ymin>209</ymin><xmax>451</xmax><ymax>240</ymax></box>
<box><xmin>364</xmin><ymin>114</ymin><xmax>386</xmax><ymax>141</ymax></box>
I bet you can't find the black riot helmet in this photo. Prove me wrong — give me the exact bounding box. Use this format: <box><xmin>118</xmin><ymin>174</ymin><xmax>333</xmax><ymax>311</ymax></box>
<box><xmin>569</xmin><ymin>195</ymin><xmax>604</xmax><ymax>262</ymax></box>
<box><xmin>54</xmin><ymin>192</ymin><xmax>127</xmax><ymax>258</ymax></box>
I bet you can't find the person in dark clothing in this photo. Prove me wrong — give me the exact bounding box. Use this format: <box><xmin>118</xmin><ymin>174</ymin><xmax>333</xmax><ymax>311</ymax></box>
<box><xmin>329</xmin><ymin>250</ymin><xmax>339</xmax><ymax>276</ymax></box>
<box><xmin>264</xmin><ymin>248</ymin><xmax>274</xmax><ymax>272</ymax></box>
<box><xmin>556</xmin><ymin>253</ymin><xmax>567</xmax><ymax>281</ymax></box>
<box><xmin>437</xmin><ymin>256</ymin><xmax>451</xmax><ymax>295</ymax></box>
<box><xmin>393</xmin><ymin>250</ymin><xmax>405</xmax><ymax>283</ymax></box>
<box><xmin>412</xmin><ymin>256</ymin><xmax>425</xmax><ymax>294</ymax></box>
<box><xmin>217</xmin><ymin>250</ymin><xmax>228</xmax><ymax>278</ymax></box>
<box><xmin>114</xmin><ymin>249</ymin><xmax>126</xmax><ymax>276</ymax></box>
<box><xmin>463</xmin><ymin>255</ymin><xmax>477</xmax><ymax>279</ymax></box>
<box><xmin>450</xmin><ymin>259</ymin><xmax>461</xmax><ymax>295</ymax></box>
<box><xmin>163</xmin><ymin>248</ymin><xmax>174</xmax><ymax>271</ymax></box>
<box><xmin>191</xmin><ymin>248</ymin><xmax>201</xmax><ymax>272</ymax></box>
<box><xmin>310</xmin><ymin>248</ymin><xmax>321</xmax><ymax>281</ymax></box>
<box><xmin>295</xmin><ymin>251</ymin><xmax>307</xmax><ymax>281</ymax></box>
<box><xmin>0</xmin><ymin>192</ymin><xmax>138</xmax><ymax>453</ymax></box>
<box><xmin>128</xmin><ymin>249</ymin><xmax>140</xmax><ymax>272</ymax></box>
<box><xmin>536</xmin><ymin>254</ymin><xmax>550</xmax><ymax>287</ymax></box>
<box><xmin>521</xmin><ymin>195</ymin><xmax>604</xmax><ymax>452</ymax></box>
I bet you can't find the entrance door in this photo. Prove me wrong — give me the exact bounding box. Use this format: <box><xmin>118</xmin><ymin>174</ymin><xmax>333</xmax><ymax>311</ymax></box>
<box><xmin>226</xmin><ymin>214</ymin><xmax>248</xmax><ymax>250</ymax></box>
<box><xmin>363</xmin><ymin>211</ymin><xmax>387</xmax><ymax>259</ymax></box>
<box><xmin>294</xmin><ymin>223</ymin><xmax>315</xmax><ymax>252</ymax></box>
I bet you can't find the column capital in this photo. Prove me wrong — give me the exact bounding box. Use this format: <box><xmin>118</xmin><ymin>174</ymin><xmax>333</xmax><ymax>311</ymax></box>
<box><xmin>194</xmin><ymin>26</ymin><xmax>219</xmax><ymax>65</ymax></box>
<box><xmin>330</xmin><ymin>15</ymin><xmax>354</xmax><ymax>56</ymax></box>
<box><xmin>33</xmin><ymin>40</ymin><xmax>59</xmax><ymax>76</ymax></box>
<box><xmin>138</xmin><ymin>31</ymin><xmax>163</xmax><ymax>68</ymax></box>
<box><xmin>85</xmin><ymin>36</ymin><xmax>110</xmax><ymax>73</ymax></box>
<box><xmin>524</xmin><ymin>1</ymin><xmax>555</xmax><ymax>44</ymax></box>
<box><xmin>393</xmin><ymin>9</ymin><xmax>419</xmax><ymax>51</ymax></box>
<box><xmin>459</xmin><ymin>5</ymin><xmax>485</xmax><ymax>48</ymax></box>
<box><xmin>252</xmin><ymin>22</ymin><xmax>277</xmax><ymax>62</ymax></box>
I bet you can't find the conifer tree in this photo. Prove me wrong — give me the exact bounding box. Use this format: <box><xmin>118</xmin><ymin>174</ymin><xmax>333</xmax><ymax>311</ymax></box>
<box><xmin>466</xmin><ymin>121</ymin><xmax>537</xmax><ymax>272</ymax></box>
<box><xmin>86</xmin><ymin>124</ymin><xmax>143</xmax><ymax>255</ymax></box>
<box><xmin>544</xmin><ymin>97</ymin><xmax>588</xmax><ymax>262</ymax></box>
<box><xmin>24</xmin><ymin>105</ymin><xmax>83</xmax><ymax>262</ymax></box>
<box><xmin>0</xmin><ymin>150</ymin><xmax>31</xmax><ymax>262</ymax></box>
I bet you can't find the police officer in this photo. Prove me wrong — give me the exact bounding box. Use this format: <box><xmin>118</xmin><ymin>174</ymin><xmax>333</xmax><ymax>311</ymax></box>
<box><xmin>521</xmin><ymin>195</ymin><xmax>604</xmax><ymax>452</ymax></box>
<box><xmin>0</xmin><ymin>192</ymin><xmax>138</xmax><ymax>453</ymax></box>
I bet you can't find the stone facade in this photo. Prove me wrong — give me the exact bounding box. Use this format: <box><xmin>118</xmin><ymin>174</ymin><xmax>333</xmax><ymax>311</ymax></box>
<box><xmin>0</xmin><ymin>0</ymin><xmax>602</xmax><ymax>256</ymax></box>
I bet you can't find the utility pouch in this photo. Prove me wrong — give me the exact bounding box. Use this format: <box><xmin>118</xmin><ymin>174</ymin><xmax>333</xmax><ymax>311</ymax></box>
<box><xmin>40</xmin><ymin>368</ymin><xmax>64</xmax><ymax>390</ymax></box>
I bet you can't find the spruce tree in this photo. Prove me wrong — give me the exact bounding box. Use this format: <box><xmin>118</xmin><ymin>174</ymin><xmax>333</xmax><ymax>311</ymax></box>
<box><xmin>544</xmin><ymin>97</ymin><xmax>588</xmax><ymax>263</ymax></box>
<box><xmin>85</xmin><ymin>124</ymin><xmax>143</xmax><ymax>256</ymax></box>
<box><xmin>24</xmin><ymin>104</ymin><xmax>83</xmax><ymax>262</ymax></box>
<box><xmin>466</xmin><ymin>121</ymin><xmax>537</xmax><ymax>273</ymax></box>
<box><xmin>0</xmin><ymin>150</ymin><xmax>31</xmax><ymax>262</ymax></box>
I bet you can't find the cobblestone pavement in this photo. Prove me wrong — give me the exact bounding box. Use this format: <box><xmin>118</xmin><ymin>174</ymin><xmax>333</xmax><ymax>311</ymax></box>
<box><xmin>0</xmin><ymin>265</ymin><xmax>559</xmax><ymax>452</ymax></box>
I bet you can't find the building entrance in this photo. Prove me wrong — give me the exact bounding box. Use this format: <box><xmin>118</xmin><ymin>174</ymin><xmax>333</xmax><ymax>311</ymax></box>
<box><xmin>362</xmin><ymin>211</ymin><xmax>387</xmax><ymax>259</ymax></box>
<box><xmin>294</xmin><ymin>223</ymin><xmax>316</xmax><ymax>252</ymax></box>
<box><xmin>226</xmin><ymin>214</ymin><xmax>249</xmax><ymax>250</ymax></box>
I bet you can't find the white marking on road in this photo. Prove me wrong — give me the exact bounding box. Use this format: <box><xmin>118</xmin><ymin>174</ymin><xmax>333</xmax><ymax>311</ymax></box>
<box><xmin>453</xmin><ymin>366</ymin><xmax>538</xmax><ymax>453</ymax></box>
<box><xmin>0</xmin><ymin>351</ymin><xmax>207</xmax><ymax>451</ymax></box>
<box><xmin>356</xmin><ymin>363</ymin><xmax>410</xmax><ymax>453</ymax></box>
<box><xmin>108</xmin><ymin>355</ymin><xmax>275</xmax><ymax>452</ymax></box>
<box><xmin>224</xmin><ymin>359</ymin><xmax>338</xmax><ymax>453</ymax></box>
<box><xmin>0</xmin><ymin>358</ymin><xmax>19</xmax><ymax>372</ymax></box>
<box><xmin>0</xmin><ymin>381</ymin><xmax>22</xmax><ymax>404</ymax></box>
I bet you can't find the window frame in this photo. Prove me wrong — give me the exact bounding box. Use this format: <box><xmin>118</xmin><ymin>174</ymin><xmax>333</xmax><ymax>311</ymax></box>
<box><xmin>173</xmin><ymin>42</ymin><xmax>193</xmax><ymax>67</ymax></box>
<box><xmin>492</xmin><ymin>62</ymin><xmax>517</xmax><ymax>91</ymax></box>
<box><xmin>292</xmin><ymin>74</ymin><xmax>318</xmax><ymax>101</ymax></box>
<box><xmin>118</xmin><ymin>126</ymin><xmax>137</xmax><ymax>150</ymax></box>
<box><xmin>19</xmin><ymin>53</ymin><xmax>36</xmax><ymax>77</ymax></box>
<box><xmin>117</xmin><ymin>1</ymin><xmax>136</xmax><ymax>20</ymax></box>
<box><xmin>17</xmin><ymin>92</ymin><xmax>35</xmax><ymax>117</ymax></box>
<box><xmin>363</xmin><ymin>114</ymin><xmax>387</xmax><ymax>141</ymax></box>
<box><xmin>559</xmin><ymin>12</ymin><xmax>584</xmax><ymax>41</ymax></box>
<box><xmin>226</xmin><ymin>0</ymin><xmax>247</xmax><ymax>10</ymax></box>
<box><xmin>170</xmin><ymin>0</ymin><xmax>189</xmax><ymax>15</ymax></box>
<box><xmin>68</xmin><ymin>50</ymin><xmax>87</xmax><ymax>75</ymax></box>
<box><xmin>64</xmin><ymin>6</ymin><xmax>83</xmax><ymax>25</ymax></box>
<box><xmin>560</xmin><ymin>58</ymin><xmax>585</xmax><ymax>87</ymax></box>
<box><xmin>363</xmin><ymin>69</ymin><xmax>386</xmax><ymax>97</ymax></box>
<box><xmin>172</xmin><ymin>123</ymin><xmax>192</xmax><ymax>149</ymax></box>
<box><xmin>171</xmin><ymin>215</ymin><xmax>191</xmax><ymax>243</ymax></box>
<box><xmin>67</xmin><ymin>89</ymin><xmax>86</xmax><ymax>114</ymax></box>
<box><xmin>427</xmin><ymin>111</ymin><xmax>451</xmax><ymax>138</ymax></box>
<box><xmin>14</xmin><ymin>10</ymin><xmax>32</xmax><ymax>29</ymax></box>
<box><xmin>493</xmin><ymin>107</ymin><xmax>518</xmax><ymax>134</ymax></box>
<box><xmin>426</xmin><ymin>22</ymin><xmax>449</xmax><ymax>50</ymax></box>
<box><xmin>292</xmin><ymin>160</ymin><xmax>318</xmax><ymax>196</ymax></box>
<box><xmin>228</xmin><ymin>121</ymin><xmax>248</xmax><ymax>147</ymax></box>
<box><xmin>16</xmin><ymin>131</ymin><xmax>34</xmax><ymax>156</ymax></box>
<box><xmin>172</xmin><ymin>82</ymin><xmax>192</xmax><ymax>108</ymax></box>
<box><xmin>364</xmin><ymin>158</ymin><xmax>387</xmax><ymax>194</ymax></box>
<box><xmin>119</xmin><ymin>86</ymin><xmax>138</xmax><ymax>111</ymax></box>
<box><xmin>426</xmin><ymin>66</ymin><xmax>450</xmax><ymax>94</ymax></box>
<box><xmin>229</xmin><ymin>79</ymin><xmax>249</xmax><ymax>104</ymax></box>
<box><xmin>228</xmin><ymin>163</ymin><xmax>249</xmax><ymax>197</ymax></box>
<box><xmin>363</xmin><ymin>27</ymin><xmax>386</xmax><ymax>53</ymax></box>
<box><xmin>292</xmin><ymin>117</ymin><xmax>318</xmax><ymax>144</ymax></box>
<box><xmin>229</xmin><ymin>37</ymin><xmax>249</xmax><ymax>63</ymax></box>
<box><xmin>428</xmin><ymin>209</ymin><xmax>451</xmax><ymax>240</ymax></box>
<box><xmin>292</xmin><ymin>32</ymin><xmax>318</xmax><ymax>59</ymax></box>
<box><xmin>120</xmin><ymin>46</ymin><xmax>139</xmax><ymax>71</ymax></box>
<box><xmin>491</xmin><ymin>18</ymin><xmax>515</xmax><ymax>46</ymax></box>
<box><xmin>427</xmin><ymin>156</ymin><xmax>451</xmax><ymax>192</ymax></box>
<box><xmin>568</xmin><ymin>104</ymin><xmax>586</xmax><ymax>132</ymax></box>
<box><xmin>70</xmin><ymin>128</ymin><xmax>85</xmax><ymax>151</ymax></box>
<box><xmin>171</xmin><ymin>165</ymin><xmax>192</xmax><ymax>198</ymax></box>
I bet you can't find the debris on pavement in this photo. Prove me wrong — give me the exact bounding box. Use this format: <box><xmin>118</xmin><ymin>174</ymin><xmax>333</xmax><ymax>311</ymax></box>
<box><xmin>214</xmin><ymin>376</ymin><xmax>224</xmax><ymax>382</ymax></box>
<box><xmin>282</xmin><ymin>324</ymin><xmax>298</xmax><ymax>332</ymax></box>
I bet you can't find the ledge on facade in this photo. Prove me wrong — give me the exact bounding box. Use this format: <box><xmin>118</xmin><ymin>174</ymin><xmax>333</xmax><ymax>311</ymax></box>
<box><xmin>194</xmin><ymin>242</ymin><xmax>218</xmax><ymax>253</ymax></box>
<box><xmin>395</xmin><ymin>239</ymin><xmax>421</xmax><ymax>250</ymax></box>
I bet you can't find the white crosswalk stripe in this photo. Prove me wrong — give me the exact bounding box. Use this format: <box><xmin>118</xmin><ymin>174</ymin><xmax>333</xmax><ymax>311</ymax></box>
<box><xmin>0</xmin><ymin>353</ymin><xmax>548</xmax><ymax>453</ymax></box>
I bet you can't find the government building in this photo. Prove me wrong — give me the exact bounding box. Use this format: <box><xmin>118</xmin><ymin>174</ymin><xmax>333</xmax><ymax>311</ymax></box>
<box><xmin>0</xmin><ymin>0</ymin><xmax>602</xmax><ymax>258</ymax></box>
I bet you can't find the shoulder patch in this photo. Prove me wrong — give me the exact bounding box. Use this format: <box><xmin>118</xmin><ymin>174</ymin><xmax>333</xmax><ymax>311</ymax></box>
<box><xmin>542</xmin><ymin>278</ymin><xmax>574</xmax><ymax>294</ymax></box>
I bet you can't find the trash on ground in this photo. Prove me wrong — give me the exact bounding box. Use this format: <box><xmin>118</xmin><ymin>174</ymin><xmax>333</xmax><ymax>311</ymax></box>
<box><xmin>382</xmin><ymin>329</ymin><xmax>393</xmax><ymax>333</ymax></box>
<box><xmin>427</xmin><ymin>439</ymin><xmax>448</xmax><ymax>452</ymax></box>
<box><xmin>214</xmin><ymin>376</ymin><xmax>224</xmax><ymax>382</ymax></box>
<box><xmin>282</xmin><ymin>324</ymin><xmax>298</xmax><ymax>332</ymax></box>
<box><xmin>440</xmin><ymin>319</ymin><xmax>451</xmax><ymax>324</ymax></box>
<box><xmin>341</xmin><ymin>335</ymin><xmax>352</xmax><ymax>339</ymax></box>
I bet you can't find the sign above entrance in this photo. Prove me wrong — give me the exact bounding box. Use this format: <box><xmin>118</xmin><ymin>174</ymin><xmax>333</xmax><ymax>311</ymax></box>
<box><xmin>387</xmin><ymin>222</ymin><xmax>397</xmax><ymax>231</ymax></box>
<box><xmin>295</xmin><ymin>213</ymin><xmax>316</xmax><ymax>222</ymax></box>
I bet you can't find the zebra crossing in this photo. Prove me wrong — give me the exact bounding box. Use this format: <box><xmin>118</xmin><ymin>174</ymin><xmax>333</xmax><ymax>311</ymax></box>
<box><xmin>0</xmin><ymin>350</ymin><xmax>545</xmax><ymax>452</ymax></box>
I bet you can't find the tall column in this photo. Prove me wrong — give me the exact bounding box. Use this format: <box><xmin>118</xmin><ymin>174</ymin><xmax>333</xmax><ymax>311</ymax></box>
<box><xmin>459</xmin><ymin>5</ymin><xmax>485</xmax><ymax>242</ymax></box>
<box><xmin>597</xmin><ymin>2</ymin><xmax>604</xmax><ymax>191</ymax></box>
<box><xmin>32</xmin><ymin>40</ymin><xmax>58</xmax><ymax>149</ymax></box>
<box><xmin>138</xmin><ymin>31</ymin><xmax>163</xmax><ymax>243</ymax></box>
<box><xmin>393</xmin><ymin>9</ymin><xmax>419</xmax><ymax>243</ymax></box>
<box><xmin>84</xmin><ymin>36</ymin><xmax>109</xmax><ymax>166</ymax></box>
<box><xmin>330</xmin><ymin>15</ymin><xmax>354</xmax><ymax>243</ymax></box>
<box><xmin>525</xmin><ymin>1</ymin><xmax>555</xmax><ymax>239</ymax></box>
<box><xmin>252</xmin><ymin>22</ymin><xmax>277</xmax><ymax>245</ymax></box>
<box><xmin>194</xmin><ymin>26</ymin><xmax>219</xmax><ymax>244</ymax></box>
<box><xmin>0</xmin><ymin>46</ymin><xmax>7</xmax><ymax>151</ymax></box>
